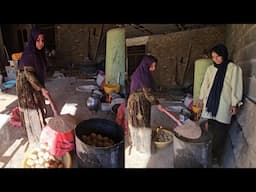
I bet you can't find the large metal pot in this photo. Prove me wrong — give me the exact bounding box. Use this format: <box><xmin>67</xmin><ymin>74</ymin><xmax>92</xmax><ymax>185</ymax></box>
<box><xmin>75</xmin><ymin>118</ymin><xmax>124</xmax><ymax>168</ymax></box>
<box><xmin>173</xmin><ymin>121</ymin><xmax>212</xmax><ymax>168</ymax></box>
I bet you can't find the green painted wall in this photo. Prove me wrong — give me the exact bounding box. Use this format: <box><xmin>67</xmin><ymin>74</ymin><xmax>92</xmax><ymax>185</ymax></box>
<box><xmin>105</xmin><ymin>28</ymin><xmax>125</xmax><ymax>92</ymax></box>
<box><xmin>193</xmin><ymin>58</ymin><xmax>213</xmax><ymax>105</ymax></box>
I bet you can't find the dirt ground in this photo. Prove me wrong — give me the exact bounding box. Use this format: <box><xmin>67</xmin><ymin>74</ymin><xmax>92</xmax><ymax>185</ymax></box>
<box><xmin>0</xmin><ymin>77</ymin><xmax>115</xmax><ymax>168</ymax></box>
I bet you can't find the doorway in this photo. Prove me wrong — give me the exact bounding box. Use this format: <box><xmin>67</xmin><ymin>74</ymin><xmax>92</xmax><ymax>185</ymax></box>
<box><xmin>127</xmin><ymin>45</ymin><xmax>146</xmax><ymax>76</ymax></box>
<box><xmin>126</xmin><ymin>45</ymin><xmax>146</xmax><ymax>95</ymax></box>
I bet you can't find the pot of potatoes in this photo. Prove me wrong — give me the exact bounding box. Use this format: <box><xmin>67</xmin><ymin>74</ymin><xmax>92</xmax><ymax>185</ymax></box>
<box><xmin>22</xmin><ymin>143</ymin><xmax>72</xmax><ymax>168</ymax></box>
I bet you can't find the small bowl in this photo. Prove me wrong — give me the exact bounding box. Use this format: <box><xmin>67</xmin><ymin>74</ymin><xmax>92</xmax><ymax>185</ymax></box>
<box><xmin>153</xmin><ymin>128</ymin><xmax>173</xmax><ymax>150</ymax></box>
<box><xmin>104</xmin><ymin>84</ymin><xmax>120</xmax><ymax>94</ymax></box>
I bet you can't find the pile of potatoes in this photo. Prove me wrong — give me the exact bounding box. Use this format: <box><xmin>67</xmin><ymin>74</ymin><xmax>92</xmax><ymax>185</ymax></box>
<box><xmin>153</xmin><ymin>128</ymin><xmax>172</xmax><ymax>142</ymax></box>
<box><xmin>81</xmin><ymin>133</ymin><xmax>114</xmax><ymax>147</ymax></box>
<box><xmin>24</xmin><ymin>143</ymin><xmax>64</xmax><ymax>168</ymax></box>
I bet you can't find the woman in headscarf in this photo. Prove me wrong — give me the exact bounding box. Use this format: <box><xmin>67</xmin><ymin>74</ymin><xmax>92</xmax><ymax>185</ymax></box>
<box><xmin>198</xmin><ymin>43</ymin><xmax>243</xmax><ymax>166</ymax></box>
<box><xmin>127</xmin><ymin>55</ymin><xmax>164</xmax><ymax>154</ymax></box>
<box><xmin>16</xmin><ymin>28</ymin><xmax>58</xmax><ymax>146</ymax></box>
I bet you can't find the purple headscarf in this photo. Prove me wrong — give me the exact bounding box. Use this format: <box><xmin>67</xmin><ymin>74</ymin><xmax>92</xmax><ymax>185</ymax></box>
<box><xmin>130</xmin><ymin>55</ymin><xmax>158</xmax><ymax>94</ymax></box>
<box><xmin>19</xmin><ymin>28</ymin><xmax>47</xmax><ymax>86</ymax></box>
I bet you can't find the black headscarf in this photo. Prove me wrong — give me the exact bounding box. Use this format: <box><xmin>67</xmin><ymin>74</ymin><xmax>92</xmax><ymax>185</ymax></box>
<box><xmin>206</xmin><ymin>44</ymin><xmax>230</xmax><ymax>117</ymax></box>
<box><xmin>19</xmin><ymin>28</ymin><xmax>47</xmax><ymax>86</ymax></box>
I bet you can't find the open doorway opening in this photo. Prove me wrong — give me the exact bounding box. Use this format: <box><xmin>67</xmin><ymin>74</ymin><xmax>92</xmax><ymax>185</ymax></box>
<box><xmin>127</xmin><ymin>45</ymin><xmax>145</xmax><ymax>76</ymax></box>
<box><xmin>126</xmin><ymin>45</ymin><xmax>146</xmax><ymax>95</ymax></box>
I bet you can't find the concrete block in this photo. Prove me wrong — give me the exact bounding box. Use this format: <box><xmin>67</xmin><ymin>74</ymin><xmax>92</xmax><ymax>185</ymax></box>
<box><xmin>248</xmin><ymin>147</ymin><xmax>256</xmax><ymax>168</ymax></box>
<box><xmin>248</xmin><ymin>76</ymin><xmax>256</xmax><ymax>102</ymax></box>
<box><xmin>237</xmin><ymin>98</ymin><xmax>256</xmax><ymax>149</ymax></box>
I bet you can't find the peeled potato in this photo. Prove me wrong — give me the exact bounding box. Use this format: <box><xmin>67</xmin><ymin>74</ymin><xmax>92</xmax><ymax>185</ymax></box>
<box><xmin>90</xmin><ymin>133</ymin><xmax>97</xmax><ymax>138</ymax></box>
<box><xmin>103</xmin><ymin>137</ymin><xmax>109</xmax><ymax>142</ymax></box>
<box><xmin>26</xmin><ymin>159</ymin><xmax>35</xmax><ymax>166</ymax></box>
<box><xmin>25</xmin><ymin>143</ymin><xmax>67</xmax><ymax>168</ymax></box>
<box><xmin>30</xmin><ymin>154</ymin><xmax>38</xmax><ymax>160</ymax></box>
<box><xmin>82</xmin><ymin>133</ymin><xmax>115</xmax><ymax>147</ymax></box>
<box><xmin>97</xmin><ymin>134</ymin><xmax>102</xmax><ymax>140</ymax></box>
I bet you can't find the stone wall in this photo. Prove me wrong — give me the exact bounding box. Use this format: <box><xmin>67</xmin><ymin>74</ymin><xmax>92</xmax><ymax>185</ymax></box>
<box><xmin>146</xmin><ymin>26</ymin><xmax>225</xmax><ymax>89</ymax></box>
<box><xmin>223</xmin><ymin>24</ymin><xmax>256</xmax><ymax>168</ymax></box>
<box><xmin>54</xmin><ymin>24</ymin><xmax>115</xmax><ymax>69</ymax></box>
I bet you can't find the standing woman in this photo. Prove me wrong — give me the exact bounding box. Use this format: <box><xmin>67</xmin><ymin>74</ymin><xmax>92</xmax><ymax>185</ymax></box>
<box><xmin>198</xmin><ymin>43</ymin><xmax>243</xmax><ymax>165</ymax></box>
<box><xmin>16</xmin><ymin>28</ymin><xmax>58</xmax><ymax>146</ymax></box>
<box><xmin>127</xmin><ymin>55</ymin><xmax>163</xmax><ymax>154</ymax></box>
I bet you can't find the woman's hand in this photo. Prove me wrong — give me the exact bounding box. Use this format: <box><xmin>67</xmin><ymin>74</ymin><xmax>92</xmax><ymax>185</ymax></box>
<box><xmin>41</xmin><ymin>87</ymin><xmax>49</xmax><ymax>99</ymax></box>
<box><xmin>51</xmin><ymin>103</ymin><xmax>59</xmax><ymax>116</ymax></box>
<box><xmin>41</xmin><ymin>87</ymin><xmax>59</xmax><ymax>116</ymax></box>
<box><xmin>231</xmin><ymin>106</ymin><xmax>237</xmax><ymax>115</ymax></box>
<box><xmin>197</xmin><ymin>99</ymin><xmax>204</xmax><ymax>108</ymax></box>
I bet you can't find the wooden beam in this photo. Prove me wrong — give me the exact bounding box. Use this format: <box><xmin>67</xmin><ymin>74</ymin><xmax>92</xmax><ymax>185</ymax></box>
<box><xmin>176</xmin><ymin>24</ymin><xmax>185</xmax><ymax>31</ymax></box>
<box><xmin>130</xmin><ymin>24</ymin><xmax>153</xmax><ymax>35</ymax></box>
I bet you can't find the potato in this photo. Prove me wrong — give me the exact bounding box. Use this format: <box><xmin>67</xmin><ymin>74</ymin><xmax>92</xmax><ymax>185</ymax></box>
<box><xmin>102</xmin><ymin>141</ymin><xmax>108</xmax><ymax>147</ymax></box>
<box><xmin>35</xmin><ymin>164</ymin><xmax>44</xmax><ymax>168</ymax></box>
<box><xmin>97</xmin><ymin>134</ymin><xmax>102</xmax><ymax>140</ymax></box>
<box><xmin>38</xmin><ymin>158</ymin><xmax>45</xmax><ymax>165</ymax></box>
<box><xmin>82</xmin><ymin>135</ymin><xmax>88</xmax><ymax>142</ymax></box>
<box><xmin>44</xmin><ymin>162</ymin><xmax>50</xmax><ymax>168</ymax></box>
<box><xmin>48</xmin><ymin>154</ymin><xmax>56</xmax><ymax>161</ymax></box>
<box><xmin>34</xmin><ymin>159</ymin><xmax>39</xmax><ymax>165</ymax></box>
<box><xmin>93</xmin><ymin>137</ymin><xmax>98</xmax><ymax>143</ymax></box>
<box><xmin>103</xmin><ymin>137</ymin><xmax>109</xmax><ymax>142</ymax></box>
<box><xmin>26</xmin><ymin>159</ymin><xmax>35</xmax><ymax>167</ymax></box>
<box><xmin>109</xmin><ymin>139</ymin><xmax>114</xmax><ymax>145</ymax></box>
<box><xmin>24</xmin><ymin>145</ymin><xmax>67</xmax><ymax>168</ymax></box>
<box><xmin>106</xmin><ymin>142</ymin><xmax>112</xmax><ymax>147</ymax></box>
<box><xmin>40</xmin><ymin>143</ymin><xmax>49</xmax><ymax>150</ymax></box>
<box><xmin>30</xmin><ymin>154</ymin><xmax>38</xmax><ymax>160</ymax></box>
<box><xmin>31</xmin><ymin>150</ymin><xmax>38</xmax><ymax>156</ymax></box>
<box><xmin>43</xmin><ymin>152</ymin><xmax>50</xmax><ymax>161</ymax></box>
<box><xmin>90</xmin><ymin>133</ymin><xmax>97</xmax><ymax>138</ymax></box>
<box><xmin>86</xmin><ymin>140</ymin><xmax>92</xmax><ymax>145</ymax></box>
<box><xmin>97</xmin><ymin>141</ymin><xmax>104</xmax><ymax>147</ymax></box>
<box><xmin>48</xmin><ymin>164</ymin><xmax>56</xmax><ymax>168</ymax></box>
<box><xmin>34</xmin><ymin>147</ymin><xmax>41</xmax><ymax>152</ymax></box>
<box><xmin>38</xmin><ymin>151</ymin><xmax>45</xmax><ymax>158</ymax></box>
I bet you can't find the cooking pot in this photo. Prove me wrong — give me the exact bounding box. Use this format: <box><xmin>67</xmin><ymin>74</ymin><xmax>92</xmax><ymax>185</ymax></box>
<box><xmin>86</xmin><ymin>92</ymin><xmax>101</xmax><ymax>111</ymax></box>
